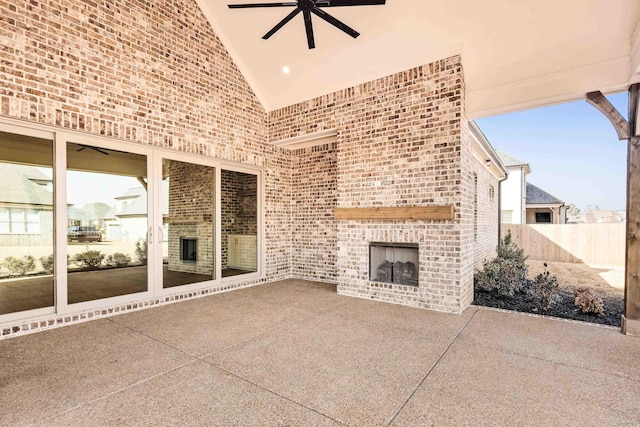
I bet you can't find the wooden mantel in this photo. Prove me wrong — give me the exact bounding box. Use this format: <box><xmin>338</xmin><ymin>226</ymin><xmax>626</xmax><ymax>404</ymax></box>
<box><xmin>334</xmin><ymin>206</ymin><xmax>454</xmax><ymax>220</ymax></box>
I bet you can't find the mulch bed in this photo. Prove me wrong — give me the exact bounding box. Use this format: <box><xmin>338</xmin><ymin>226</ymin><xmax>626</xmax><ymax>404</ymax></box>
<box><xmin>474</xmin><ymin>286</ymin><xmax>623</xmax><ymax>327</ymax></box>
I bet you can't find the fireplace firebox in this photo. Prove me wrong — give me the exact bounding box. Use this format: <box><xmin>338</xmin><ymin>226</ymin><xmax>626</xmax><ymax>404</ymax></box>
<box><xmin>180</xmin><ymin>237</ymin><xmax>197</xmax><ymax>262</ymax></box>
<box><xmin>369</xmin><ymin>242</ymin><xmax>418</xmax><ymax>286</ymax></box>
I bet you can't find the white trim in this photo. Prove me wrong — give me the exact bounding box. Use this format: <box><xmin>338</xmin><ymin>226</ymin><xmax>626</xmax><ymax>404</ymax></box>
<box><xmin>467</xmin><ymin>57</ymin><xmax>631</xmax><ymax>119</ymax></box>
<box><xmin>468</xmin><ymin>122</ymin><xmax>507</xmax><ymax>180</ymax></box>
<box><xmin>269</xmin><ymin>128</ymin><xmax>337</xmax><ymax>149</ymax></box>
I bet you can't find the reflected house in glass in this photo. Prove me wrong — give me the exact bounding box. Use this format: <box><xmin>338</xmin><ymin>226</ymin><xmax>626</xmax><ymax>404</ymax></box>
<box><xmin>0</xmin><ymin>163</ymin><xmax>53</xmax><ymax>247</ymax></box>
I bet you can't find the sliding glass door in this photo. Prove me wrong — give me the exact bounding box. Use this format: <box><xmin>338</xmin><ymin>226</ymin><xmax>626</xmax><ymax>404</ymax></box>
<box><xmin>221</xmin><ymin>169</ymin><xmax>258</xmax><ymax>278</ymax></box>
<box><xmin>0</xmin><ymin>122</ymin><xmax>263</xmax><ymax>325</ymax></box>
<box><xmin>65</xmin><ymin>141</ymin><xmax>150</xmax><ymax>304</ymax></box>
<box><xmin>161</xmin><ymin>158</ymin><xmax>216</xmax><ymax>289</ymax></box>
<box><xmin>0</xmin><ymin>130</ymin><xmax>55</xmax><ymax>316</ymax></box>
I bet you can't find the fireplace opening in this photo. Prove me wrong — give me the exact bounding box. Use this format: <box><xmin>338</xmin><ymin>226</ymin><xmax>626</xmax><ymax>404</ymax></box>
<box><xmin>181</xmin><ymin>237</ymin><xmax>197</xmax><ymax>262</ymax></box>
<box><xmin>369</xmin><ymin>242</ymin><xmax>418</xmax><ymax>286</ymax></box>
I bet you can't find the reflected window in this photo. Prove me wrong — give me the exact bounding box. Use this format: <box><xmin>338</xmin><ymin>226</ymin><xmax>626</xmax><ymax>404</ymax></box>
<box><xmin>0</xmin><ymin>131</ymin><xmax>54</xmax><ymax>315</ymax></box>
<box><xmin>221</xmin><ymin>170</ymin><xmax>257</xmax><ymax>277</ymax></box>
<box><xmin>162</xmin><ymin>159</ymin><xmax>215</xmax><ymax>288</ymax></box>
<box><xmin>66</xmin><ymin>143</ymin><xmax>148</xmax><ymax>304</ymax></box>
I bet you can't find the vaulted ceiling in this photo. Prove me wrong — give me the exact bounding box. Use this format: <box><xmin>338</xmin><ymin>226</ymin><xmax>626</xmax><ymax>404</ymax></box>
<box><xmin>197</xmin><ymin>0</ymin><xmax>640</xmax><ymax>117</ymax></box>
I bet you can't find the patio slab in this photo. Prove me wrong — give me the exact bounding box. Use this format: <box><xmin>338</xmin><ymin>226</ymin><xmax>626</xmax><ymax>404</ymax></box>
<box><xmin>110</xmin><ymin>287</ymin><xmax>320</xmax><ymax>357</ymax></box>
<box><xmin>1</xmin><ymin>279</ymin><xmax>638</xmax><ymax>426</ymax></box>
<box><xmin>458</xmin><ymin>308</ymin><xmax>640</xmax><ymax>380</ymax></box>
<box><xmin>0</xmin><ymin>319</ymin><xmax>191</xmax><ymax>426</ymax></box>
<box><xmin>390</xmin><ymin>340</ymin><xmax>640</xmax><ymax>426</ymax></box>
<box><xmin>41</xmin><ymin>360</ymin><xmax>342</xmax><ymax>427</ymax></box>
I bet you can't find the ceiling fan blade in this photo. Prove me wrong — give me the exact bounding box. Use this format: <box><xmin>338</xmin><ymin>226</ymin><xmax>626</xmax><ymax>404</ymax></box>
<box><xmin>311</xmin><ymin>8</ymin><xmax>359</xmax><ymax>38</ymax></box>
<box><xmin>76</xmin><ymin>144</ymin><xmax>110</xmax><ymax>155</ymax></box>
<box><xmin>263</xmin><ymin>8</ymin><xmax>301</xmax><ymax>39</ymax></box>
<box><xmin>303</xmin><ymin>10</ymin><xmax>315</xmax><ymax>49</ymax></box>
<box><xmin>228</xmin><ymin>2</ymin><xmax>297</xmax><ymax>8</ymax></box>
<box><xmin>315</xmin><ymin>0</ymin><xmax>385</xmax><ymax>7</ymax></box>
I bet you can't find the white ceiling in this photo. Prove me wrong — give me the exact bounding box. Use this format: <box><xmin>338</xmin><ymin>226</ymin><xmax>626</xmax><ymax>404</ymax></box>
<box><xmin>197</xmin><ymin>0</ymin><xmax>640</xmax><ymax>117</ymax></box>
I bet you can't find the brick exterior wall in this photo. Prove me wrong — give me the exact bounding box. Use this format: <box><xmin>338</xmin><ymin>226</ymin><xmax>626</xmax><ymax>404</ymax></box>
<box><xmin>290</xmin><ymin>143</ymin><xmax>337</xmax><ymax>282</ymax></box>
<box><xmin>221</xmin><ymin>170</ymin><xmax>257</xmax><ymax>270</ymax></box>
<box><xmin>0</xmin><ymin>0</ymin><xmax>291</xmax><ymax>283</ymax></box>
<box><xmin>0</xmin><ymin>0</ymin><xmax>502</xmax><ymax>337</ymax></box>
<box><xmin>269</xmin><ymin>57</ymin><xmax>478</xmax><ymax>313</ymax></box>
<box><xmin>166</xmin><ymin>160</ymin><xmax>215</xmax><ymax>275</ymax></box>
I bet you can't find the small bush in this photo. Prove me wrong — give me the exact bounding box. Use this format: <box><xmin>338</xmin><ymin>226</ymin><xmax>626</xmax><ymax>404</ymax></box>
<box><xmin>106</xmin><ymin>252</ymin><xmax>131</xmax><ymax>267</ymax></box>
<box><xmin>40</xmin><ymin>254</ymin><xmax>55</xmax><ymax>274</ymax></box>
<box><xmin>497</xmin><ymin>230</ymin><xmax>527</xmax><ymax>261</ymax></box>
<box><xmin>135</xmin><ymin>239</ymin><xmax>147</xmax><ymax>265</ymax></box>
<box><xmin>529</xmin><ymin>263</ymin><xmax>559</xmax><ymax>311</ymax></box>
<box><xmin>475</xmin><ymin>231</ymin><xmax>528</xmax><ymax>297</ymax></box>
<box><xmin>74</xmin><ymin>249</ymin><xmax>105</xmax><ymax>270</ymax></box>
<box><xmin>574</xmin><ymin>287</ymin><xmax>604</xmax><ymax>315</ymax></box>
<box><xmin>2</xmin><ymin>255</ymin><xmax>36</xmax><ymax>276</ymax></box>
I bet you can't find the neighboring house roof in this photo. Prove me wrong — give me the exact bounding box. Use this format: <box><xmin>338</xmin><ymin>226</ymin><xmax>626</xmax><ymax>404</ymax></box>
<box><xmin>495</xmin><ymin>150</ymin><xmax>531</xmax><ymax>174</ymax></box>
<box><xmin>68</xmin><ymin>206</ymin><xmax>87</xmax><ymax>221</ymax></box>
<box><xmin>526</xmin><ymin>182</ymin><xmax>564</xmax><ymax>205</ymax></box>
<box><xmin>576</xmin><ymin>210</ymin><xmax>626</xmax><ymax>224</ymax></box>
<box><xmin>115</xmin><ymin>182</ymin><xmax>168</xmax><ymax>217</ymax></box>
<box><xmin>78</xmin><ymin>202</ymin><xmax>112</xmax><ymax>220</ymax></box>
<box><xmin>117</xmin><ymin>194</ymin><xmax>147</xmax><ymax>217</ymax></box>
<box><xmin>0</xmin><ymin>163</ymin><xmax>53</xmax><ymax>206</ymax></box>
<box><xmin>115</xmin><ymin>187</ymin><xmax>145</xmax><ymax>200</ymax></box>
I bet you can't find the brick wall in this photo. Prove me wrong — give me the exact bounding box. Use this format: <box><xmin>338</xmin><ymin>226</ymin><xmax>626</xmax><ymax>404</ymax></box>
<box><xmin>221</xmin><ymin>170</ymin><xmax>257</xmax><ymax>269</ymax></box>
<box><xmin>167</xmin><ymin>160</ymin><xmax>214</xmax><ymax>275</ymax></box>
<box><xmin>269</xmin><ymin>57</ymin><xmax>476</xmax><ymax>313</ymax></box>
<box><xmin>0</xmin><ymin>0</ymin><xmax>290</xmax><ymax>282</ymax></box>
<box><xmin>290</xmin><ymin>143</ymin><xmax>337</xmax><ymax>282</ymax></box>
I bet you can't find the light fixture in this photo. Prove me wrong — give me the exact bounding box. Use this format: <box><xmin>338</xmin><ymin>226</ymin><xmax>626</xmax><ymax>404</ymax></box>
<box><xmin>282</xmin><ymin>66</ymin><xmax>290</xmax><ymax>75</ymax></box>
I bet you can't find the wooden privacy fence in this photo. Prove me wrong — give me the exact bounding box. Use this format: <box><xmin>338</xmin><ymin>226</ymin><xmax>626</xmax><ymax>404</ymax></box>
<box><xmin>501</xmin><ymin>224</ymin><xmax>625</xmax><ymax>267</ymax></box>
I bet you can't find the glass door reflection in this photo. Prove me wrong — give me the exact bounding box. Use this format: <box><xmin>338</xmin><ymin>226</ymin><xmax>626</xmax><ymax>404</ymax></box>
<box><xmin>66</xmin><ymin>143</ymin><xmax>148</xmax><ymax>304</ymax></box>
<box><xmin>162</xmin><ymin>159</ymin><xmax>215</xmax><ymax>288</ymax></box>
<box><xmin>0</xmin><ymin>131</ymin><xmax>54</xmax><ymax>315</ymax></box>
<box><xmin>221</xmin><ymin>170</ymin><xmax>257</xmax><ymax>278</ymax></box>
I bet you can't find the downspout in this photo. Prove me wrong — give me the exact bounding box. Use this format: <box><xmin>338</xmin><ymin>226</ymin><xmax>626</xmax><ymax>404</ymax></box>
<box><xmin>497</xmin><ymin>175</ymin><xmax>508</xmax><ymax>246</ymax></box>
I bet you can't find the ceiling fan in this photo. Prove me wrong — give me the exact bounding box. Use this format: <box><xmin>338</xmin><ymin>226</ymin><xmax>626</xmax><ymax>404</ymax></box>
<box><xmin>76</xmin><ymin>144</ymin><xmax>110</xmax><ymax>155</ymax></box>
<box><xmin>228</xmin><ymin>0</ymin><xmax>386</xmax><ymax>49</ymax></box>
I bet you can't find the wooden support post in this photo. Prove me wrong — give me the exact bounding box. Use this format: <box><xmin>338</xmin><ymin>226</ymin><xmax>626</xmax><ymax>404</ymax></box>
<box><xmin>586</xmin><ymin>85</ymin><xmax>640</xmax><ymax>335</ymax></box>
<box><xmin>622</xmin><ymin>83</ymin><xmax>640</xmax><ymax>336</ymax></box>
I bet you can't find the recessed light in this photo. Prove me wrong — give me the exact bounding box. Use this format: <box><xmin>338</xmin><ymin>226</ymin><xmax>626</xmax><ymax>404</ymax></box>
<box><xmin>282</xmin><ymin>66</ymin><xmax>290</xmax><ymax>75</ymax></box>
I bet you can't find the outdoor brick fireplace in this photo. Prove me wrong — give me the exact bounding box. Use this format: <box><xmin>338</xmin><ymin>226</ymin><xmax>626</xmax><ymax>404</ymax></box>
<box><xmin>181</xmin><ymin>238</ymin><xmax>197</xmax><ymax>262</ymax></box>
<box><xmin>369</xmin><ymin>242</ymin><xmax>418</xmax><ymax>286</ymax></box>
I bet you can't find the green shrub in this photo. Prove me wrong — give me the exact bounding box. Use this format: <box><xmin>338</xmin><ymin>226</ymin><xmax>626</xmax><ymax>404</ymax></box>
<box><xmin>40</xmin><ymin>254</ymin><xmax>55</xmax><ymax>274</ymax></box>
<box><xmin>475</xmin><ymin>231</ymin><xmax>528</xmax><ymax>297</ymax></box>
<box><xmin>135</xmin><ymin>239</ymin><xmax>147</xmax><ymax>265</ymax></box>
<box><xmin>529</xmin><ymin>263</ymin><xmax>559</xmax><ymax>311</ymax></box>
<box><xmin>106</xmin><ymin>252</ymin><xmax>131</xmax><ymax>267</ymax></box>
<box><xmin>2</xmin><ymin>255</ymin><xmax>36</xmax><ymax>276</ymax></box>
<box><xmin>574</xmin><ymin>287</ymin><xmax>604</xmax><ymax>315</ymax></box>
<box><xmin>497</xmin><ymin>230</ymin><xmax>527</xmax><ymax>261</ymax></box>
<box><xmin>74</xmin><ymin>249</ymin><xmax>105</xmax><ymax>270</ymax></box>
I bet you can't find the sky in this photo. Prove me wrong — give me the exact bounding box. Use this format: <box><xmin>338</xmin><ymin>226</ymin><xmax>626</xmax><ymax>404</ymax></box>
<box><xmin>67</xmin><ymin>171</ymin><xmax>141</xmax><ymax>207</ymax></box>
<box><xmin>475</xmin><ymin>92</ymin><xmax>629</xmax><ymax>212</ymax></box>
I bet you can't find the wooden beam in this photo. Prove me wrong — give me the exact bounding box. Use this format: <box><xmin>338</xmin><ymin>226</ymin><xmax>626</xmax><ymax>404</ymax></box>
<box><xmin>586</xmin><ymin>91</ymin><xmax>630</xmax><ymax>140</ymax></box>
<box><xmin>334</xmin><ymin>206</ymin><xmax>454</xmax><ymax>220</ymax></box>
<box><xmin>623</xmin><ymin>83</ymin><xmax>640</xmax><ymax>336</ymax></box>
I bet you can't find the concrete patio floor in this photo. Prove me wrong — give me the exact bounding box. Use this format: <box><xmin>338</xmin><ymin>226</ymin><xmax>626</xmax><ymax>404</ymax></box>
<box><xmin>1</xmin><ymin>279</ymin><xmax>639</xmax><ymax>426</ymax></box>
